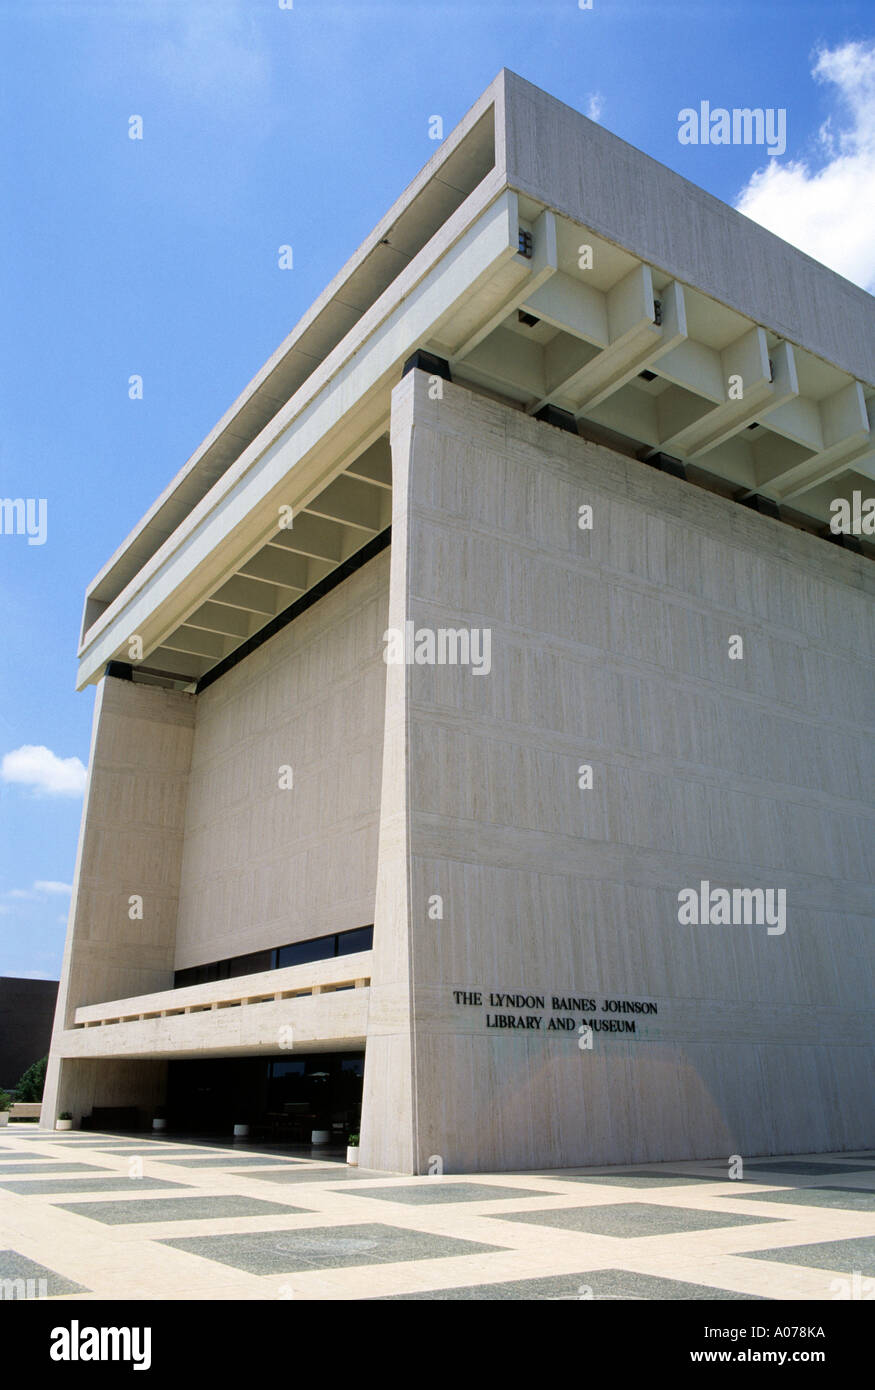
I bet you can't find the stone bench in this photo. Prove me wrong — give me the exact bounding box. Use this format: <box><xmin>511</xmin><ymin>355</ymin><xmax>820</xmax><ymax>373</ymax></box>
<box><xmin>8</xmin><ymin>1102</ymin><xmax>41</xmax><ymax>1120</ymax></box>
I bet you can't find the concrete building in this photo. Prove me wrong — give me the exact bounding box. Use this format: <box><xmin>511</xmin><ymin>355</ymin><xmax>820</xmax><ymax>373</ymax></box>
<box><xmin>44</xmin><ymin>72</ymin><xmax>874</xmax><ymax>1172</ymax></box>
<box><xmin>0</xmin><ymin>977</ymin><xmax>58</xmax><ymax>1091</ymax></box>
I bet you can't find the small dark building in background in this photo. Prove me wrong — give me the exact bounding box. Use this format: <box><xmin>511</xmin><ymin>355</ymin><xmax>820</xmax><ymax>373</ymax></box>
<box><xmin>0</xmin><ymin>977</ymin><xmax>59</xmax><ymax>1090</ymax></box>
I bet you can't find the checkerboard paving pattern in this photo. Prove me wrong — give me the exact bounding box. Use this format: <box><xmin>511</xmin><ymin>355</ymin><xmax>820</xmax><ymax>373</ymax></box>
<box><xmin>0</xmin><ymin>1132</ymin><xmax>872</xmax><ymax>1301</ymax></box>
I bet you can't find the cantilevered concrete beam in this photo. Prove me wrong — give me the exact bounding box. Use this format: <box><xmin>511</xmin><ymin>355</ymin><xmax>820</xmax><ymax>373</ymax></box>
<box><xmin>345</xmin><ymin>437</ymin><xmax>392</xmax><ymax>488</ymax></box>
<box><xmin>449</xmin><ymin>208</ymin><xmax>558</xmax><ymax>361</ymax></box>
<box><xmin>540</xmin><ymin>274</ymin><xmax>684</xmax><ymax>417</ymax></box>
<box><xmin>209</xmin><ymin>576</ymin><xmax>284</xmax><ymax>616</ymax></box>
<box><xmin>236</xmin><ymin>548</ymin><xmax>310</xmax><ymax>590</ymax></box>
<box><xmin>754</xmin><ymin>382</ymin><xmax>872</xmax><ymax>501</ymax></box>
<box><xmin>304</xmin><ymin>473</ymin><xmax>391</xmax><ymax>532</ymax></box>
<box><xmin>651</xmin><ymin>334</ymin><xmax>726</xmax><ymax>403</ymax></box>
<box><xmin>660</xmin><ymin>332</ymin><xmax>794</xmax><ymax>458</ymax></box>
<box><xmin>521</xmin><ymin>270</ymin><xmax>609</xmax><ymax>348</ymax></box>
<box><xmin>267</xmin><ymin>512</ymin><xmax>348</xmax><ymax>563</ymax></box>
<box><xmin>160</xmin><ymin>627</ymin><xmax>234</xmax><ymax>661</ymax></box>
<box><xmin>462</xmin><ymin>326</ymin><xmax>547</xmax><ymax>398</ymax></box>
<box><xmin>183</xmin><ymin>601</ymin><xmax>256</xmax><ymax>640</ymax></box>
<box><xmin>143</xmin><ymin>649</ymin><xmax>210</xmax><ymax>681</ymax></box>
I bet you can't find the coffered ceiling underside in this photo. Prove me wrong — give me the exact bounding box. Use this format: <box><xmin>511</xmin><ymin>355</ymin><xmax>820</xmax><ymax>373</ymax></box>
<box><xmin>436</xmin><ymin>198</ymin><xmax>874</xmax><ymax>513</ymax></box>
<box><xmin>128</xmin><ymin>437</ymin><xmax>392</xmax><ymax>689</ymax></box>
<box><xmin>119</xmin><ymin>195</ymin><xmax>875</xmax><ymax>691</ymax></box>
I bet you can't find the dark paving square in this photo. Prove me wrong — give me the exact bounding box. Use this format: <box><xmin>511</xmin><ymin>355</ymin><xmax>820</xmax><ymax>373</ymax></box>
<box><xmin>13</xmin><ymin>1140</ymin><xmax>103</xmax><ymax>1148</ymax></box>
<box><xmin>217</xmin><ymin>1152</ymin><xmax>315</xmax><ymax>1163</ymax></box>
<box><xmin>87</xmin><ymin>1147</ymin><xmax>210</xmax><ymax>1158</ymax></box>
<box><xmin>93</xmin><ymin>1145</ymin><xmax>234</xmax><ymax>1158</ymax></box>
<box><xmin>242</xmin><ymin>1167</ymin><xmax>372</xmax><ymax>1184</ymax></box>
<box><xmin>0</xmin><ymin>1152</ymin><xmax>82</xmax><ymax>1161</ymax></box>
<box><xmin>489</xmin><ymin>1202</ymin><xmax>785</xmax><ymax>1238</ymax></box>
<box><xmin>20</xmin><ymin>1142</ymin><xmax>98</xmax><ymax>1150</ymax></box>
<box><xmin>0</xmin><ymin>1249</ymin><xmax>88</xmax><ymax>1296</ymax></box>
<box><xmin>721</xmin><ymin>1186</ymin><xmax>875</xmax><ymax>1212</ymax></box>
<box><xmin>558</xmin><ymin>1171</ymin><xmax>730</xmax><ymax>1188</ymax></box>
<box><xmin>31</xmin><ymin>1141</ymin><xmax>120</xmax><ymax>1148</ymax></box>
<box><xmin>56</xmin><ymin>1194</ymin><xmax>309</xmax><ymax>1224</ymax></box>
<box><xmin>339</xmin><ymin>1182</ymin><xmax>546</xmax><ymax>1204</ymax></box>
<box><xmin>743</xmin><ymin>1161</ymin><xmax>875</xmax><ymax>1176</ymax></box>
<box><xmin>90</xmin><ymin>1140</ymin><xmax>210</xmax><ymax>1149</ymax></box>
<box><xmin>4</xmin><ymin>1135</ymin><xmax>91</xmax><ymax>1142</ymax></box>
<box><xmin>0</xmin><ymin>1134</ymin><xmax>80</xmax><ymax>1145</ymax></box>
<box><xmin>78</xmin><ymin>1134</ymin><xmax>158</xmax><ymax>1141</ymax></box>
<box><xmin>0</xmin><ymin>1176</ymin><xmax>189</xmax><ymax>1194</ymax></box>
<box><xmin>249</xmin><ymin>1153</ymin><xmax>335</xmax><ymax>1163</ymax></box>
<box><xmin>84</xmin><ymin>1143</ymin><xmax>173</xmax><ymax>1152</ymax></box>
<box><xmin>146</xmin><ymin>1154</ymin><xmax>298</xmax><ymax>1168</ymax></box>
<box><xmin>0</xmin><ymin>1162</ymin><xmax>108</xmax><ymax>1175</ymax></box>
<box><xmin>741</xmin><ymin>1236</ymin><xmax>875</xmax><ymax>1276</ymax></box>
<box><xmin>163</xmin><ymin>1223</ymin><xmax>504</xmax><ymax>1273</ymax></box>
<box><xmin>379</xmin><ymin>1268</ymin><xmax>769</xmax><ymax>1300</ymax></box>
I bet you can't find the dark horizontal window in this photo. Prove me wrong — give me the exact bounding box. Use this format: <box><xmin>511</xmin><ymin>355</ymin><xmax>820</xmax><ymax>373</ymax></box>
<box><xmin>276</xmin><ymin>938</ymin><xmax>333</xmax><ymax>970</ymax></box>
<box><xmin>173</xmin><ymin>925</ymin><xmax>373</xmax><ymax>989</ymax></box>
<box><xmin>337</xmin><ymin>925</ymin><xmax>373</xmax><ymax>956</ymax></box>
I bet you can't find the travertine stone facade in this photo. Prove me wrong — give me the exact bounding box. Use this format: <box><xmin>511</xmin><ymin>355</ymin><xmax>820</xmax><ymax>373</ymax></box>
<box><xmin>174</xmin><ymin>548</ymin><xmax>389</xmax><ymax>967</ymax></box>
<box><xmin>359</xmin><ymin>370</ymin><xmax>874</xmax><ymax>1173</ymax></box>
<box><xmin>44</xmin><ymin>555</ymin><xmax>389</xmax><ymax>1124</ymax></box>
<box><xmin>43</xmin><ymin>677</ymin><xmax>195</xmax><ymax>1123</ymax></box>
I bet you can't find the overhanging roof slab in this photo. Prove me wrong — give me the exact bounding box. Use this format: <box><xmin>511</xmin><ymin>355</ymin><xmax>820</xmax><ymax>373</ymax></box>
<box><xmin>76</xmin><ymin>70</ymin><xmax>875</xmax><ymax>689</ymax></box>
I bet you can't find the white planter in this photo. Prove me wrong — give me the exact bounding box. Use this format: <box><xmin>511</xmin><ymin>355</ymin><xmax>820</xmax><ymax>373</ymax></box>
<box><xmin>233</xmin><ymin>1123</ymin><xmax>249</xmax><ymax>1138</ymax></box>
<box><xmin>55</xmin><ymin>1119</ymin><xmax>73</xmax><ymax>1131</ymax></box>
<box><xmin>310</xmin><ymin>1129</ymin><xmax>331</xmax><ymax>1145</ymax></box>
<box><xmin>152</xmin><ymin>1118</ymin><xmax>167</xmax><ymax>1132</ymax></box>
<box><xmin>0</xmin><ymin>1113</ymin><xmax>9</xmax><ymax>1127</ymax></box>
<box><xmin>346</xmin><ymin>1145</ymin><xmax>359</xmax><ymax>1166</ymax></box>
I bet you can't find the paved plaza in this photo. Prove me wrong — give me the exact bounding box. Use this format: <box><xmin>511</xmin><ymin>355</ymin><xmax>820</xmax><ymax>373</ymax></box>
<box><xmin>1</xmin><ymin>1129</ymin><xmax>873</xmax><ymax>1300</ymax></box>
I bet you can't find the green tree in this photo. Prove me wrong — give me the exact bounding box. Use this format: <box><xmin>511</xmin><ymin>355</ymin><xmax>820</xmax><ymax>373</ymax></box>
<box><xmin>14</xmin><ymin>1056</ymin><xmax>47</xmax><ymax>1102</ymax></box>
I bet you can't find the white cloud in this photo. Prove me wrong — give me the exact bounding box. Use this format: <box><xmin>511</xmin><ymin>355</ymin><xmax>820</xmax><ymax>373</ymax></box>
<box><xmin>587</xmin><ymin>93</ymin><xmax>604</xmax><ymax>123</ymax></box>
<box><xmin>735</xmin><ymin>40</ymin><xmax>875</xmax><ymax>291</ymax></box>
<box><xmin>18</xmin><ymin>970</ymin><xmax>55</xmax><ymax>981</ymax></box>
<box><xmin>1</xmin><ymin>745</ymin><xmax>87</xmax><ymax>798</ymax></box>
<box><xmin>3</xmin><ymin>881</ymin><xmax>72</xmax><ymax>902</ymax></box>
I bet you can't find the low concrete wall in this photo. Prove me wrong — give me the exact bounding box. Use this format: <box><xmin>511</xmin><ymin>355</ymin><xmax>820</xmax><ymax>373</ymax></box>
<box><xmin>8</xmin><ymin>1103</ymin><xmax>41</xmax><ymax>1120</ymax></box>
<box><xmin>57</xmin><ymin>990</ymin><xmax>370</xmax><ymax>1062</ymax></box>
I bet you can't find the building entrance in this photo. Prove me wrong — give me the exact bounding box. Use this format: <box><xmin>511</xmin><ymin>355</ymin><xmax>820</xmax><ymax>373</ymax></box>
<box><xmin>165</xmin><ymin>1051</ymin><xmax>364</xmax><ymax>1142</ymax></box>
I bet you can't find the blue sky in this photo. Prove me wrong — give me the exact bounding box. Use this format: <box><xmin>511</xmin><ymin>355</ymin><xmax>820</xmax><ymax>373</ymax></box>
<box><xmin>1</xmin><ymin>0</ymin><xmax>873</xmax><ymax>979</ymax></box>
